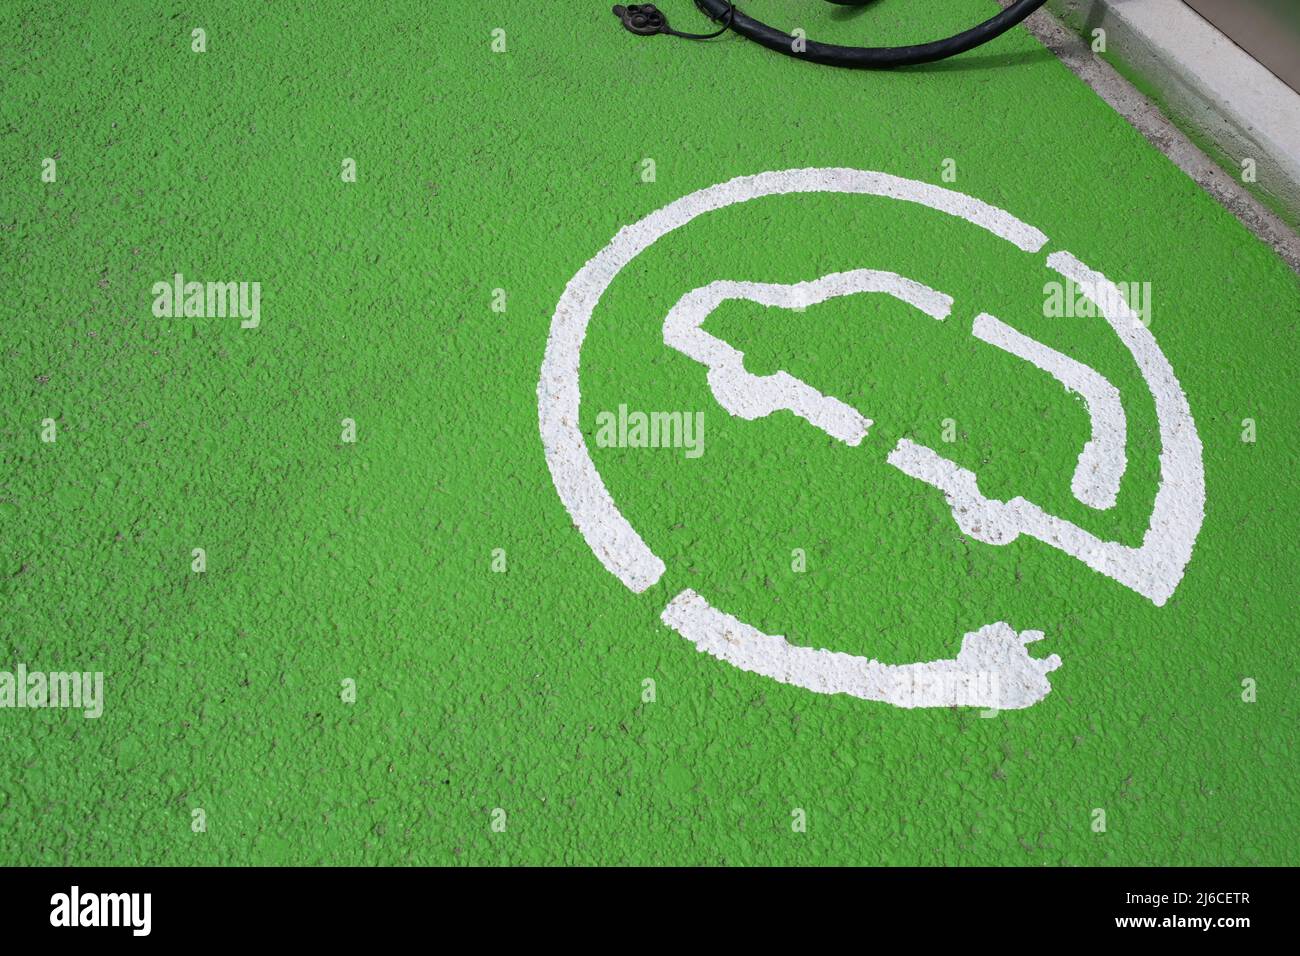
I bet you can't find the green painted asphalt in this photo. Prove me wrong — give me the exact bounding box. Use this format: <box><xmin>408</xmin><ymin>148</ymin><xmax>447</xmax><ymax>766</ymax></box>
<box><xmin>1</xmin><ymin>2</ymin><xmax>1296</xmax><ymax>864</ymax></box>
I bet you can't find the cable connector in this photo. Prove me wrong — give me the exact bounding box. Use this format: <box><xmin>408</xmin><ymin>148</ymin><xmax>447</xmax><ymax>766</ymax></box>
<box><xmin>612</xmin><ymin>4</ymin><xmax>668</xmax><ymax>36</ymax></box>
<box><xmin>612</xmin><ymin>4</ymin><xmax>733</xmax><ymax>41</ymax></box>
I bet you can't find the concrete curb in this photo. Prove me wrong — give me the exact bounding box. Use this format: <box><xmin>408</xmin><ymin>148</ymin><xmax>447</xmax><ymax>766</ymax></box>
<box><xmin>1046</xmin><ymin>0</ymin><xmax>1300</xmax><ymax>231</ymax></box>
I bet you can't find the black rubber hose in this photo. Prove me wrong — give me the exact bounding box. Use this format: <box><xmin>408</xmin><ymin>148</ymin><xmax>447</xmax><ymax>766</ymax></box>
<box><xmin>693</xmin><ymin>0</ymin><xmax>1049</xmax><ymax>68</ymax></box>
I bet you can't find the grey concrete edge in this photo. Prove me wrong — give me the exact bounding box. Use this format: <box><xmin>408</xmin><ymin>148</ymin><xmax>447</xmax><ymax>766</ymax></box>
<box><xmin>1023</xmin><ymin>0</ymin><xmax>1300</xmax><ymax>274</ymax></box>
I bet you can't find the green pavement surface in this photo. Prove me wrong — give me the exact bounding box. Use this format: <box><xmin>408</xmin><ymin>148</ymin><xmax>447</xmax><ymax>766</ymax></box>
<box><xmin>1</xmin><ymin>1</ymin><xmax>1297</xmax><ymax>865</ymax></box>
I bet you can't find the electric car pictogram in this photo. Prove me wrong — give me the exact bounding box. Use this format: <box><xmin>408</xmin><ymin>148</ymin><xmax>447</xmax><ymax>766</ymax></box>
<box><xmin>538</xmin><ymin>168</ymin><xmax>1205</xmax><ymax>711</ymax></box>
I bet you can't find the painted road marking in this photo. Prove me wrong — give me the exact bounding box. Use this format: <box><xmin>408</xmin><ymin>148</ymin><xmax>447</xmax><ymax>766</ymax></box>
<box><xmin>539</xmin><ymin>168</ymin><xmax>1206</xmax><ymax>709</ymax></box>
<box><xmin>662</xmin><ymin>269</ymin><xmax>955</xmax><ymax>445</ymax></box>
<box><xmin>662</xmin><ymin>589</ymin><xmax>1062</xmax><ymax>711</ymax></box>
<box><xmin>971</xmin><ymin>311</ymin><xmax>1127</xmax><ymax>511</ymax></box>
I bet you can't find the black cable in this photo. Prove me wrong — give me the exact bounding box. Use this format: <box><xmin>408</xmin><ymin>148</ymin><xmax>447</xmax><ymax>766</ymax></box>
<box><xmin>689</xmin><ymin>0</ymin><xmax>1049</xmax><ymax>68</ymax></box>
<box><xmin>668</xmin><ymin>1</ymin><xmax>734</xmax><ymax>38</ymax></box>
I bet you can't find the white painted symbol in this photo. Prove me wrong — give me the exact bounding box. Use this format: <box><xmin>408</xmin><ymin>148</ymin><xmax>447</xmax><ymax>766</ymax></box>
<box><xmin>538</xmin><ymin>168</ymin><xmax>1205</xmax><ymax>710</ymax></box>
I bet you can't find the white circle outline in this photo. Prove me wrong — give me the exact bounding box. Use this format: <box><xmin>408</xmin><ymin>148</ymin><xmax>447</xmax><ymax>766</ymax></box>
<box><xmin>537</xmin><ymin>168</ymin><xmax>1205</xmax><ymax>708</ymax></box>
